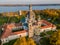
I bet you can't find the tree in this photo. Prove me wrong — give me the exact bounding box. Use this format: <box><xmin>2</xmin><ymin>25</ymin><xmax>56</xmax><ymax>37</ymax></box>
<box><xmin>49</xmin><ymin>30</ymin><xmax>60</xmax><ymax>45</ymax></box>
<box><xmin>27</xmin><ymin>38</ymin><xmax>36</xmax><ymax>45</ymax></box>
<box><xmin>13</xmin><ymin>37</ymin><xmax>36</xmax><ymax>45</ymax></box>
<box><xmin>8</xmin><ymin>16</ymin><xmax>19</xmax><ymax>23</ymax></box>
<box><xmin>0</xmin><ymin>16</ymin><xmax>8</xmax><ymax>25</ymax></box>
<box><xmin>14</xmin><ymin>37</ymin><xmax>27</xmax><ymax>45</ymax></box>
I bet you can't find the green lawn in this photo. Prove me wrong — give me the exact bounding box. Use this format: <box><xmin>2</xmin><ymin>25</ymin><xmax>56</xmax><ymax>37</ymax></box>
<box><xmin>40</xmin><ymin>37</ymin><xmax>50</xmax><ymax>45</ymax></box>
<box><xmin>46</xmin><ymin>31</ymin><xmax>54</xmax><ymax>35</ymax></box>
<box><xmin>40</xmin><ymin>32</ymin><xmax>46</xmax><ymax>37</ymax></box>
<box><xmin>3</xmin><ymin>39</ymin><xmax>17</xmax><ymax>45</ymax></box>
<box><xmin>40</xmin><ymin>31</ymin><xmax>54</xmax><ymax>37</ymax></box>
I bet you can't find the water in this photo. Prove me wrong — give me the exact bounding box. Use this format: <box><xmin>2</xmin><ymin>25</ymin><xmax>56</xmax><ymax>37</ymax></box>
<box><xmin>0</xmin><ymin>5</ymin><xmax>60</xmax><ymax>12</ymax></box>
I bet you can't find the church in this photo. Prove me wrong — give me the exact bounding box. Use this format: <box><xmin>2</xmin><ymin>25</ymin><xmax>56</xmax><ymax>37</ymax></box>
<box><xmin>26</xmin><ymin>5</ymin><xmax>56</xmax><ymax>37</ymax></box>
<box><xmin>1</xmin><ymin>5</ymin><xmax>56</xmax><ymax>44</ymax></box>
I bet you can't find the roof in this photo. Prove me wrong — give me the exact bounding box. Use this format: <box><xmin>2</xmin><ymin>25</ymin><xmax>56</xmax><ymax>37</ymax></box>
<box><xmin>1</xmin><ymin>20</ymin><xmax>56</xmax><ymax>39</ymax></box>
<box><xmin>40</xmin><ymin>20</ymin><xmax>56</xmax><ymax>29</ymax></box>
<box><xmin>1</xmin><ymin>23</ymin><xmax>24</xmax><ymax>39</ymax></box>
<box><xmin>1</xmin><ymin>28</ymin><xmax>12</xmax><ymax>38</ymax></box>
<box><xmin>11</xmin><ymin>30</ymin><xmax>27</xmax><ymax>35</ymax></box>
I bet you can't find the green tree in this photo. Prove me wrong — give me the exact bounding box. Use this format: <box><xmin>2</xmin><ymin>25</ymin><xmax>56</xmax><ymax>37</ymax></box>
<box><xmin>8</xmin><ymin>16</ymin><xmax>19</xmax><ymax>23</ymax></box>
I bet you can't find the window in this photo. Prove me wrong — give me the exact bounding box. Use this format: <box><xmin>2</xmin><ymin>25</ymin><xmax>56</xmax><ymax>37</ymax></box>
<box><xmin>20</xmin><ymin>35</ymin><xmax>21</xmax><ymax>37</ymax></box>
<box><xmin>6</xmin><ymin>40</ymin><xmax>8</xmax><ymax>42</ymax></box>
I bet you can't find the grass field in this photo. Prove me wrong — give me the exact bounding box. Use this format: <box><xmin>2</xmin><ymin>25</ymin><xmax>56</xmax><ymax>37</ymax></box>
<box><xmin>3</xmin><ymin>39</ymin><xmax>17</xmax><ymax>45</ymax></box>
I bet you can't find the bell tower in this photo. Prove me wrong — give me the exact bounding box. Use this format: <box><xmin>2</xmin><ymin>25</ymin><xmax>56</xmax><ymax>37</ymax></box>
<box><xmin>28</xmin><ymin>4</ymin><xmax>35</xmax><ymax>37</ymax></box>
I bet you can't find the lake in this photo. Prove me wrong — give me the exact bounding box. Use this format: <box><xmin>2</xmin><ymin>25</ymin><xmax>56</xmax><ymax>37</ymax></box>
<box><xmin>0</xmin><ymin>5</ymin><xmax>60</xmax><ymax>12</ymax></box>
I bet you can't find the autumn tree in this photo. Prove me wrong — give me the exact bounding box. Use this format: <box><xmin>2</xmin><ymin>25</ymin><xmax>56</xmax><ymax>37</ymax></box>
<box><xmin>27</xmin><ymin>38</ymin><xmax>36</xmax><ymax>45</ymax></box>
<box><xmin>49</xmin><ymin>30</ymin><xmax>60</xmax><ymax>45</ymax></box>
<box><xmin>13</xmin><ymin>37</ymin><xmax>36</xmax><ymax>45</ymax></box>
<box><xmin>14</xmin><ymin>37</ymin><xmax>27</xmax><ymax>45</ymax></box>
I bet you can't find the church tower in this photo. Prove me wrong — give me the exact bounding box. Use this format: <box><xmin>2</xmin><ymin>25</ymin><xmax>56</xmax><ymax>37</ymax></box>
<box><xmin>28</xmin><ymin>4</ymin><xmax>35</xmax><ymax>37</ymax></box>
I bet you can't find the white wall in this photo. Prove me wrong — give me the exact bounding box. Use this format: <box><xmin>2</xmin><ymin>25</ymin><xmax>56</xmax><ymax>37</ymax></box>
<box><xmin>40</xmin><ymin>27</ymin><xmax>56</xmax><ymax>33</ymax></box>
<box><xmin>1</xmin><ymin>32</ymin><xmax>28</xmax><ymax>44</ymax></box>
<box><xmin>1</xmin><ymin>38</ymin><xmax>9</xmax><ymax>44</ymax></box>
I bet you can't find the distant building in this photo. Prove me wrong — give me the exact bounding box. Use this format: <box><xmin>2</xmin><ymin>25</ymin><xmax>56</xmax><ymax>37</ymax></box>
<box><xmin>18</xmin><ymin>10</ymin><xmax>22</xmax><ymax>15</ymax></box>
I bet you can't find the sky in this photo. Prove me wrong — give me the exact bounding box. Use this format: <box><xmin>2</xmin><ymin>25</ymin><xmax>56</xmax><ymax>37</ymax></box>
<box><xmin>0</xmin><ymin>0</ymin><xmax>60</xmax><ymax>4</ymax></box>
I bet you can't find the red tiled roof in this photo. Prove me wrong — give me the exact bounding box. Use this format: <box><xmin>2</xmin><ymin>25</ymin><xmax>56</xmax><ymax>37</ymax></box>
<box><xmin>1</xmin><ymin>20</ymin><xmax>56</xmax><ymax>39</ymax></box>
<box><xmin>1</xmin><ymin>23</ymin><xmax>23</xmax><ymax>39</ymax></box>
<box><xmin>11</xmin><ymin>30</ymin><xmax>27</xmax><ymax>35</ymax></box>
<box><xmin>41</xmin><ymin>20</ymin><xmax>56</xmax><ymax>29</ymax></box>
<box><xmin>1</xmin><ymin>28</ymin><xmax>12</xmax><ymax>38</ymax></box>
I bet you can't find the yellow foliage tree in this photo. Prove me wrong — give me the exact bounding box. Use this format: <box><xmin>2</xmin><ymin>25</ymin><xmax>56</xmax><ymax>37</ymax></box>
<box><xmin>49</xmin><ymin>30</ymin><xmax>60</xmax><ymax>45</ymax></box>
<box><xmin>43</xmin><ymin>9</ymin><xmax>59</xmax><ymax>17</ymax></box>
<box><xmin>13</xmin><ymin>37</ymin><xmax>36</xmax><ymax>45</ymax></box>
<box><xmin>14</xmin><ymin>37</ymin><xmax>27</xmax><ymax>45</ymax></box>
<box><xmin>27</xmin><ymin>38</ymin><xmax>36</xmax><ymax>45</ymax></box>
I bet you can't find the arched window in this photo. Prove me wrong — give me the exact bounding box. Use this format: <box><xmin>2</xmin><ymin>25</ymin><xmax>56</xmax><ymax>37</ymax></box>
<box><xmin>20</xmin><ymin>35</ymin><xmax>21</xmax><ymax>37</ymax></box>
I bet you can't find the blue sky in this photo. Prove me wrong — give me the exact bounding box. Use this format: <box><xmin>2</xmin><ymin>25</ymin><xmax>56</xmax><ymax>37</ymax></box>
<box><xmin>0</xmin><ymin>0</ymin><xmax>60</xmax><ymax>4</ymax></box>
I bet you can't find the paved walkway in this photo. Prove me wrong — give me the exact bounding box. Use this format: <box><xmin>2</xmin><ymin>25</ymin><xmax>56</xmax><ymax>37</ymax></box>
<box><xmin>32</xmin><ymin>33</ymin><xmax>51</xmax><ymax>45</ymax></box>
<box><xmin>32</xmin><ymin>35</ymin><xmax>43</xmax><ymax>45</ymax></box>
